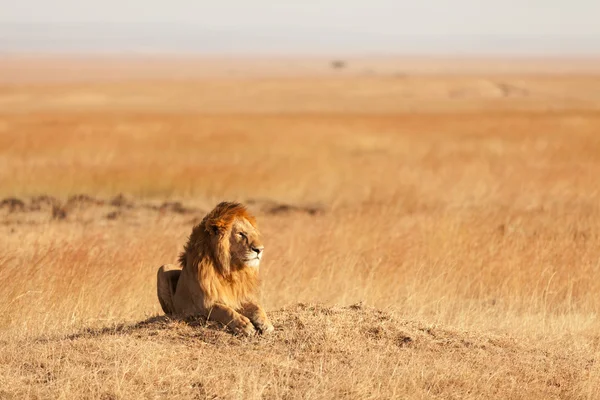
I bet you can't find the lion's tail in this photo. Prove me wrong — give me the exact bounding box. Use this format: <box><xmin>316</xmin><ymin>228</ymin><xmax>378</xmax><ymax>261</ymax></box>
<box><xmin>157</xmin><ymin>264</ymin><xmax>182</xmax><ymax>315</ymax></box>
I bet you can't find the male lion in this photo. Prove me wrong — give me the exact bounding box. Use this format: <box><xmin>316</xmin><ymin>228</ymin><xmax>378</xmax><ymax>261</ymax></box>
<box><xmin>157</xmin><ymin>201</ymin><xmax>274</xmax><ymax>336</ymax></box>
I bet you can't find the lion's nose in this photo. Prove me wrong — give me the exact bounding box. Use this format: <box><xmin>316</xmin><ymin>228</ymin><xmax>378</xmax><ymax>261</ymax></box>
<box><xmin>251</xmin><ymin>245</ymin><xmax>264</xmax><ymax>255</ymax></box>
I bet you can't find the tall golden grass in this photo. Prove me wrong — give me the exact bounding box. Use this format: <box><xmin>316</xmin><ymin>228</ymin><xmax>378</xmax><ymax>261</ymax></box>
<box><xmin>1</xmin><ymin>60</ymin><xmax>600</xmax><ymax>398</ymax></box>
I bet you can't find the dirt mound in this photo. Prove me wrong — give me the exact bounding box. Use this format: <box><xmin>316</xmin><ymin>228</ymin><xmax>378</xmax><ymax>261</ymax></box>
<box><xmin>5</xmin><ymin>303</ymin><xmax>587</xmax><ymax>399</ymax></box>
<box><xmin>61</xmin><ymin>303</ymin><xmax>524</xmax><ymax>354</ymax></box>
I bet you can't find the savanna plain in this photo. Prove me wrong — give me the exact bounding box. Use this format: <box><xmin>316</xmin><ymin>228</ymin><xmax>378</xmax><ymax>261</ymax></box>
<box><xmin>1</xmin><ymin>57</ymin><xmax>600</xmax><ymax>399</ymax></box>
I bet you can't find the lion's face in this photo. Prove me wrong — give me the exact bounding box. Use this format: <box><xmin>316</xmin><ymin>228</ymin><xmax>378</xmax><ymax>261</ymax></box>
<box><xmin>229</xmin><ymin>217</ymin><xmax>264</xmax><ymax>269</ymax></box>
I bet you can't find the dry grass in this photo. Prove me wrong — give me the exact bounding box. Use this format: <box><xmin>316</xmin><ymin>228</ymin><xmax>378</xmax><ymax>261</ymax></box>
<box><xmin>1</xmin><ymin>57</ymin><xmax>600</xmax><ymax>399</ymax></box>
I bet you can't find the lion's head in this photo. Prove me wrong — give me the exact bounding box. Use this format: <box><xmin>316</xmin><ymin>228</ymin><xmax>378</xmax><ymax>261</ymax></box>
<box><xmin>179</xmin><ymin>201</ymin><xmax>263</xmax><ymax>277</ymax></box>
<box><xmin>227</xmin><ymin>216</ymin><xmax>264</xmax><ymax>269</ymax></box>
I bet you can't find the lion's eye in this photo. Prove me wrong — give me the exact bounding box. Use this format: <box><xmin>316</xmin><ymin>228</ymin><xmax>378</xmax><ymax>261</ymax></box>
<box><xmin>238</xmin><ymin>232</ymin><xmax>247</xmax><ymax>240</ymax></box>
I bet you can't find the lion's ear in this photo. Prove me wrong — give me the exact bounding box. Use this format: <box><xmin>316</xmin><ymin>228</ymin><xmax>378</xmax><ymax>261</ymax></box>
<box><xmin>208</xmin><ymin>219</ymin><xmax>231</xmax><ymax>236</ymax></box>
<box><xmin>210</xmin><ymin>225</ymin><xmax>220</xmax><ymax>235</ymax></box>
<box><xmin>206</xmin><ymin>220</ymin><xmax>222</xmax><ymax>236</ymax></box>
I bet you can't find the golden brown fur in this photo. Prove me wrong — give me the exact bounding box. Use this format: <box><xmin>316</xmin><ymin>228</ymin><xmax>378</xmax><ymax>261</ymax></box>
<box><xmin>157</xmin><ymin>201</ymin><xmax>273</xmax><ymax>336</ymax></box>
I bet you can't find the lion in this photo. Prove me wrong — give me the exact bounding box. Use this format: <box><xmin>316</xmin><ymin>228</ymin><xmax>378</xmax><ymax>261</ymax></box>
<box><xmin>157</xmin><ymin>201</ymin><xmax>274</xmax><ymax>336</ymax></box>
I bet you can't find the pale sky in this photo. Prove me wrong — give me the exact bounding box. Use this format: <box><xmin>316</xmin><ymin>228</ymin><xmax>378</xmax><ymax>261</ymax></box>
<box><xmin>1</xmin><ymin>0</ymin><xmax>599</xmax><ymax>54</ymax></box>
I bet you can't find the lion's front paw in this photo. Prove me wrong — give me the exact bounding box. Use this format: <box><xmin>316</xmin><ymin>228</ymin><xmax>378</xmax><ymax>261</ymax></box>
<box><xmin>255</xmin><ymin>321</ymin><xmax>275</xmax><ymax>335</ymax></box>
<box><xmin>232</xmin><ymin>317</ymin><xmax>257</xmax><ymax>337</ymax></box>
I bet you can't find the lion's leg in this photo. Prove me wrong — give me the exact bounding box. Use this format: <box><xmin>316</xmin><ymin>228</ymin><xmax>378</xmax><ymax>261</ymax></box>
<box><xmin>240</xmin><ymin>302</ymin><xmax>274</xmax><ymax>334</ymax></box>
<box><xmin>157</xmin><ymin>264</ymin><xmax>182</xmax><ymax>315</ymax></box>
<box><xmin>207</xmin><ymin>303</ymin><xmax>256</xmax><ymax>336</ymax></box>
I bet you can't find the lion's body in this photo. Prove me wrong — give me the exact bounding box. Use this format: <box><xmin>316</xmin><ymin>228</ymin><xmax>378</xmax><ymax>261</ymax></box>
<box><xmin>157</xmin><ymin>202</ymin><xmax>273</xmax><ymax>335</ymax></box>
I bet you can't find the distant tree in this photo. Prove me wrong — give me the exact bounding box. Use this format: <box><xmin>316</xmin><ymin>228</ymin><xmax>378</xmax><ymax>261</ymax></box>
<box><xmin>331</xmin><ymin>60</ymin><xmax>347</xmax><ymax>70</ymax></box>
